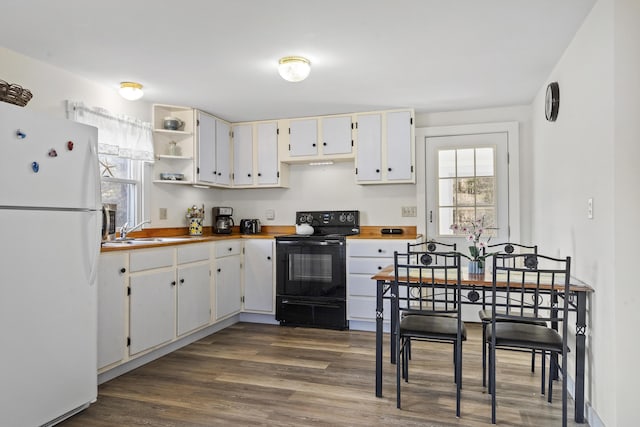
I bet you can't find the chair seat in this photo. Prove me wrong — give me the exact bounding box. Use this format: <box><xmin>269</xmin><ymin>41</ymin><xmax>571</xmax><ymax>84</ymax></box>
<box><xmin>400</xmin><ymin>314</ymin><xmax>467</xmax><ymax>341</ymax></box>
<box><xmin>478</xmin><ymin>309</ymin><xmax>547</xmax><ymax>326</ymax></box>
<box><xmin>486</xmin><ymin>322</ymin><xmax>565</xmax><ymax>352</ymax></box>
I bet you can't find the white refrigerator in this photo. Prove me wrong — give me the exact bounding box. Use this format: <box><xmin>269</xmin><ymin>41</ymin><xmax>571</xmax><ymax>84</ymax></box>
<box><xmin>0</xmin><ymin>102</ymin><xmax>101</xmax><ymax>426</ymax></box>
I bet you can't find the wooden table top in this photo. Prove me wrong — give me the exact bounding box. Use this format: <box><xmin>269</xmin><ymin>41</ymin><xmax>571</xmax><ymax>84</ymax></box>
<box><xmin>372</xmin><ymin>265</ymin><xmax>594</xmax><ymax>293</ymax></box>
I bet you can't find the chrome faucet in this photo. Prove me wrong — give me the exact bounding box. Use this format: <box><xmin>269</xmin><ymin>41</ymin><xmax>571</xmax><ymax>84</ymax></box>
<box><xmin>119</xmin><ymin>220</ymin><xmax>151</xmax><ymax>240</ymax></box>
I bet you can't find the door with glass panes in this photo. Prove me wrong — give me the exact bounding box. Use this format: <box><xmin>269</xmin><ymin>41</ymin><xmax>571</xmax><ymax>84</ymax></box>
<box><xmin>425</xmin><ymin>132</ymin><xmax>509</xmax><ymax>249</ymax></box>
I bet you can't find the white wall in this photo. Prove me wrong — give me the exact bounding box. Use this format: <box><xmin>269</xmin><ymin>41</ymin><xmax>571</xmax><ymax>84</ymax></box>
<box><xmin>613</xmin><ymin>0</ymin><xmax>640</xmax><ymax>425</ymax></box>
<box><xmin>0</xmin><ymin>47</ymin><xmax>150</xmax><ymax>120</ymax></box>
<box><xmin>527</xmin><ymin>0</ymin><xmax>636</xmax><ymax>425</ymax></box>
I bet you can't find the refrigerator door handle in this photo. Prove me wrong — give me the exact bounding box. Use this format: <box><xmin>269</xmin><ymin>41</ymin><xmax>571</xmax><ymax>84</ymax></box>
<box><xmin>89</xmin><ymin>140</ymin><xmax>101</xmax><ymax>210</ymax></box>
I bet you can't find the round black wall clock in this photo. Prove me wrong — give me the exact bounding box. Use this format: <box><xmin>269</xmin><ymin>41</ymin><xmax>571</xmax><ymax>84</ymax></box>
<box><xmin>545</xmin><ymin>81</ymin><xmax>560</xmax><ymax>122</ymax></box>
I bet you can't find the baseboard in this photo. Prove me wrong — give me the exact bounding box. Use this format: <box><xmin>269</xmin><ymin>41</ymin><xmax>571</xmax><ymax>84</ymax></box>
<box><xmin>348</xmin><ymin>320</ymin><xmax>390</xmax><ymax>333</ymax></box>
<box><xmin>239</xmin><ymin>312</ymin><xmax>279</xmax><ymax>324</ymax></box>
<box><xmin>98</xmin><ymin>315</ymin><xmax>239</xmax><ymax>384</ymax></box>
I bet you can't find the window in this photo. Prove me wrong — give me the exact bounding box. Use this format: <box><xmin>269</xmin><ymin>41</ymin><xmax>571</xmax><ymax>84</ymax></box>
<box><xmin>68</xmin><ymin>101</ymin><xmax>154</xmax><ymax>230</ymax></box>
<box><xmin>99</xmin><ymin>154</ymin><xmax>143</xmax><ymax>228</ymax></box>
<box><xmin>437</xmin><ymin>147</ymin><xmax>497</xmax><ymax>237</ymax></box>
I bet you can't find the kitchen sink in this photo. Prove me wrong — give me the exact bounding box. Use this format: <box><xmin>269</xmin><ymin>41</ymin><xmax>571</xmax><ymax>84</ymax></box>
<box><xmin>102</xmin><ymin>236</ymin><xmax>196</xmax><ymax>247</ymax></box>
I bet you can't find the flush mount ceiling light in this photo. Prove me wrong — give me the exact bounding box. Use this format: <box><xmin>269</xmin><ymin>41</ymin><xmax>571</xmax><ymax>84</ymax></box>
<box><xmin>119</xmin><ymin>81</ymin><xmax>144</xmax><ymax>101</ymax></box>
<box><xmin>278</xmin><ymin>56</ymin><xmax>311</xmax><ymax>82</ymax></box>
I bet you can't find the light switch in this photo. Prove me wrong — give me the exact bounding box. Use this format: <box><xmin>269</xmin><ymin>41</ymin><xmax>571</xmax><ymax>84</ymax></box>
<box><xmin>265</xmin><ymin>209</ymin><xmax>275</xmax><ymax>220</ymax></box>
<box><xmin>159</xmin><ymin>207</ymin><xmax>167</xmax><ymax>220</ymax></box>
<box><xmin>587</xmin><ymin>198</ymin><xmax>593</xmax><ymax>219</ymax></box>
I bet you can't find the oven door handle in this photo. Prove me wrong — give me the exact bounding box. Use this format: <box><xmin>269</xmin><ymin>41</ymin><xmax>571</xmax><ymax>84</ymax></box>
<box><xmin>277</xmin><ymin>240</ymin><xmax>344</xmax><ymax>246</ymax></box>
<box><xmin>281</xmin><ymin>299</ymin><xmax>343</xmax><ymax>309</ymax></box>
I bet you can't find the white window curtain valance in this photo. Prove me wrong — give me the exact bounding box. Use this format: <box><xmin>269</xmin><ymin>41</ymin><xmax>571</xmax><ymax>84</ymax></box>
<box><xmin>67</xmin><ymin>101</ymin><xmax>154</xmax><ymax>162</ymax></box>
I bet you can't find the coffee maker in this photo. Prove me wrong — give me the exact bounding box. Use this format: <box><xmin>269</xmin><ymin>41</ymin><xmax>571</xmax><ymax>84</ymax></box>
<box><xmin>212</xmin><ymin>207</ymin><xmax>234</xmax><ymax>234</ymax></box>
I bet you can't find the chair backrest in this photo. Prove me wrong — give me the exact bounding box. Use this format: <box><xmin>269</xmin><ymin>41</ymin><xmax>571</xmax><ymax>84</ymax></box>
<box><xmin>406</xmin><ymin>240</ymin><xmax>457</xmax><ymax>265</ymax></box>
<box><xmin>491</xmin><ymin>252</ymin><xmax>571</xmax><ymax>326</ymax></box>
<box><xmin>484</xmin><ymin>242</ymin><xmax>538</xmax><ymax>268</ymax></box>
<box><xmin>394</xmin><ymin>250</ymin><xmax>462</xmax><ymax>316</ymax></box>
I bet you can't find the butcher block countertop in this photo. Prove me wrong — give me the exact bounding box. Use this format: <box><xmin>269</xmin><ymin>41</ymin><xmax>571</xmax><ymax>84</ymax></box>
<box><xmin>100</xmin><ymin>225</ymin><xmax>419</xmax><ymax>252</ymax></box>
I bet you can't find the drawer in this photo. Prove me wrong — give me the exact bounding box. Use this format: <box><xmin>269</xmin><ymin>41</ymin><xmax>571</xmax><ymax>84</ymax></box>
<box><xmin>348</xmin><ymin>296</ymin><xmax>390</xmax><ymax>321</ymax></box>
<box><xmin>348</xmin><ymin>240</ymin><xmax>411</xmax><ymax>257</ymax></box>
<box><xmin>348</xmin><ymin>274</ymin><xmax>379</xmax><ymax>296</ymax></box>
<box><xmin>348</xmin><ymin>258</ymin><xmax>392</xmax><ymax>275</ymax></box>
<box><xmin>129</xmin><ymin>247</ymin><xmax>174</xmax><ymax>272</ymax></box>
<box><xmin>177</xmin><ymin>243</ymin><xmax>210</xmax><ymax>264</ymax></box>
<box><xmin>215</xmin><ymin>240</ymin><xmax>242</xmax><ymax>258</ymax></box>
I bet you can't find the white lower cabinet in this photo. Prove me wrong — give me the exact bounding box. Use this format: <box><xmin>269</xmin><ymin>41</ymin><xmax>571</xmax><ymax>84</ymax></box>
<box><xmin>243</xmin><ymin>239</ymin><xmax>274</xmax><ymax>313</ymax></box>
<box><xmin>347</xmin><ymin>239</ymin><xmax>412</xmax><ymax>325</ymax></box>
<box><xmin>97</xmin><ymin>252</ymin><xmax>128</xmax><ymax>369</ymax></box>
<box><xmin>215</xmin><ymin>240</ymin><xmax>242</xmax><ymax>320</ymax></box>
<box><xmin>177</xmin><ymin>244</ymin><xmax>211</xmax><ymax>336</ymax></box>
<box><xmin>129</xmin><ymin>268</ymin><xmax>176</xmax><ymax>355</ymax></box>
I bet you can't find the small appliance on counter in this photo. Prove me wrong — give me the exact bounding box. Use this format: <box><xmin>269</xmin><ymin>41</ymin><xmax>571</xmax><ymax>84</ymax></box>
<box><xmin>240</xmin><ymin>219</ymin><xmax>261</xmax><ymax>234</ymax></box>
<box><xmin>213</xmin><ymin>206</ymin><xmax>234</xmax><ymax>234</ymax></box>
<box><xmin>102</xmin><ymin>203</ymin><xmax>117</xmax><ymax>240</ymax></box>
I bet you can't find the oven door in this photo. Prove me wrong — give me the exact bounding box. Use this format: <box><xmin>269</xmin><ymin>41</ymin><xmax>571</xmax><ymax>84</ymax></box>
<box><xmin>276</xmin><ymin>238</ymin><xmax>346</xmax><ymax>299</ymax></box>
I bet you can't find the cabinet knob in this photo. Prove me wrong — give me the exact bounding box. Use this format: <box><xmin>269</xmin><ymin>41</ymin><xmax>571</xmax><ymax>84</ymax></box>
<box><xmin>213</xmin><ymin>170</ymin><xmax>217</xmax><ymax>174</ymax></box>
<box><xmin>375</xmin><ymin>169</ymin><xmax>380</xmax><ymax>173</ymax></box>
<box><xmin>323</xmin><ymin>142</ymin><xmax>327</xmax><ymax>146</ymax></box>
<box><xmin>378</xmin><ymin>266</ymin><xmax>382</xmax><ymax>270</ymax></box>
<box><xmin>312</xmin><ymin>143</ymin><xmax>316</xmax><ymax>147</ymax></box>
<box><xmin>171</xmin><ymin>281</ymin><xmax>176</xmax><ymax>286</ymax></box>
<box><xmin>378</xmin><ymin>249</ymin><xmax>383</xmax><ymax>253</ymax></box>
<box><xmin>388</xmin><ymin>167</ymin><xmax>392</xmax><ymax>172</ymax></box>
<box><xmin>228</xmin><ymin>247</ymin><xmax>232</xmax><ymax>251</ymax></box>
<box><xmin>247</xmin><ymin>173</ymin><xmax>251</xmax><ymax>177</ymax></box>
<box><xmin>180</xmin><ymin>278</ymin><xmax>185</xmax><ymax>284</ymax></box>
<box><xmin>267</xmin><ymin>256</ymin><xmax>271</xmax><ymax>260</ymax></box>
<box><xmin>217</xmin><ymin>268</ymin><xmax>221</xmax><ymax>273</ymax></box>
<box><xmin>218</xmin><ymin>172</ymin><xmax>222</xmax><ymax>176</ymax></box>
<box><xmin>258</xmin><ymin>173</ymin><xmax>262</xmax><ymax>177</ymax></box>
<box><xmin>120</xmin><ymin>267</ymin><xmax>126</xmax><ymax>273</ymax></box>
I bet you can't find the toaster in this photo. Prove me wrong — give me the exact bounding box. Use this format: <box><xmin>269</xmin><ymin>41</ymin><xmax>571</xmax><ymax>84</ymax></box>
<box><xmin>240</xmin><ymin>219</ymin><xmax>261</xmax><ymax>234</ymax></box>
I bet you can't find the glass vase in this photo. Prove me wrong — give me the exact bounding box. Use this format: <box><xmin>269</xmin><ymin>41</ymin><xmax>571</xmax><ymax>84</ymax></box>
<box><xmin>468</xmin><ymin>260</ymin><xmax>484</xmax><ymax>274</ymax></box>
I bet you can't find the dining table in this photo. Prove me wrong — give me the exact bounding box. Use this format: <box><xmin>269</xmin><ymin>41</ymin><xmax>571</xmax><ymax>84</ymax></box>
<box><xmin>371</xmin><ymin>264</ymin><xmax>594</xmax><ymax>423</ymax></box>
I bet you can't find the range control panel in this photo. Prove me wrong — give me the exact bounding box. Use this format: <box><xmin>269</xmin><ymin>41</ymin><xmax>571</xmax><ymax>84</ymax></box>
<box><xmin>296</xmin><ymin>210</ymin><xmax>360</xmax><ymax>234</ymax></box>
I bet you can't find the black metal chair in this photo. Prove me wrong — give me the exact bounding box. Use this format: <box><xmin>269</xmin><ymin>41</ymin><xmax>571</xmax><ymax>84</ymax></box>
<box><xmin>487</xmin><ymin>252</ymin><xmax>571</xmax><ymax>426</ymax></box>
<box><xmin>478</xmin><ymin>243</ymin><xmax>543</xmax><ymax>389</ymax></box>
<box><xmin>393</xmin><ymin>250</ymin><xmax>466</xmax><ymax>417</ymax></box>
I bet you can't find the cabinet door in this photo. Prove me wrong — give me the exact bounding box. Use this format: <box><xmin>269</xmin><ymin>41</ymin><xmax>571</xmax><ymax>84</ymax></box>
<box><xmin>197</xmin><ymin>111</ymin><xmax>217</xmax><ymax>183</ymax></box>
<box><xmin>97</xmin><ymin>253</ymin><xmax>127</xmax><ymax>369</ymax></box>
<box><xmin>322</xmin><ymin>116</ymin><xmax>352</xmax><ymax>155</ymax></box>
<box><xmin>215</xmin><ymin>256</ymin><xmax>242</xmax><ymax>319</ymax></box>
<box><xmin>233</xmin><ymin>124</ymin><xmax>254</xmax><ymax>186</ymax></box>
<box><xmin>355</xmin><ymin>114</ymin><xmax>382</xmax><ymax>182</ymax></box>
<box><xmin>257</xmin><ymin>122</ymin><xmax>279</xmax><ymax>185</ymax></box>
<box><xmin>177</xmin><ymin>263</ymin><xmax>211</xmax><ymax>335</ymax></box>
<box><xmin>289</xmin><ymin>118</ymin><xmax>318</xmax><ymax>157</ymax></box>
<box><xmin>243</xmin><ymin>240</ymin><xmax>274</xmax><ymax>312</ymax></box>
<box><xmin>129</xmin><ymin>270</ymin><xmax>176</xmax><ymax>355</ymax></box>
<box><xmin>386</xmin><ymin>111</ymin><xmax>413</xmax><ymax>181</ymax></box>
<box><xmin>215</xmin><ymin>120</ymin><xmax>232</xmax><ymax>185</ymax></box>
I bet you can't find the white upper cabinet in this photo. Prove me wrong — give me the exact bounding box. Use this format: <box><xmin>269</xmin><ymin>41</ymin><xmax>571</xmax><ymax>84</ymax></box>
<box><xmin>233</xmin><ymin>124</ymin><xmax>253</xmax><ymax>186</ymax></box>
<box><xmin>355</xmin><ymin>113</ymin><xmax>382</xmax><ymax>182</ymax></box>
<box><xmin>321</xmin><ymin>115</ymin><xmax>353</xmax><ymax>155</ymax></box>
<box><xmin>256</xmin><ymin>122</ymin><xmax>280</xmax><ymax>185</ymax></box>
<box><xmin>355</xmin><ymin>109</ymin><xmax>415</xmax><ymax>184</ymax></box>
<box><xmin>196</xmin><ymin>111</ymin><xmax>217</xmax><ymax>183</ymax></box>
<box><xmin>279</xmin><ymin>115</ymin><xmax>355</xmax><ymax>163</ymax></box>
<box><xmin>289</xmin><ymin>118</ymin><xmax>318</xmax><ymax>157</ymax></box>
<box><xmin>231</xmin><ymin>121</ymin><xmax>287</xmax><ymax>188</ymax></box>
<box><xmin>196</xmin><ymin>110</ymin><xmax>231</xmax><ymax>187</ymax></box>
<box><xmin>385</xmin><ymin>110</ymin><xmax>413</xmax><ymax>181</ymax></box>
<box><xmin>215</xmin><ymin>119</ymin><xmax>232</xmax><ymax>186</ymax></box>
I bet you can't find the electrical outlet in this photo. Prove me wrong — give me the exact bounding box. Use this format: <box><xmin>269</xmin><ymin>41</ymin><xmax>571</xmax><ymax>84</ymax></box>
<box><xmin>265</xmin><ymin>209</ymin><xmax>275</xmax><ymax>220</ymax></box>
<box><xmin>159</xmin><ymin>207</ymin><xmax>167</xmax><ymax>220</ymax></box>
<box><xmin>587</xmin><ymin>198</ymin><xmax>593</xmax><ymax>219</ymax></box>
<box><xmin>401</xmin><ymin>206</ymin><xmax>417</xmax><ymax>217</ymax></box>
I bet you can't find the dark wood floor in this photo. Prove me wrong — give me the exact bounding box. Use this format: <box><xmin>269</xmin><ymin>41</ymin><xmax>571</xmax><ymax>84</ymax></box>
<box><xmin>60</xmin><ymin>322</ymin><xmax>580</xmax><ymax>426</ymax></box>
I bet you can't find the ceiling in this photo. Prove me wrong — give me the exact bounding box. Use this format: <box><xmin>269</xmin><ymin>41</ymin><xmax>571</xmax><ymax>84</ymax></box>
<box><xmin>2</xmin><ymin>0</ymin><xmax>595</xmax><ymax>122</ymax></box>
